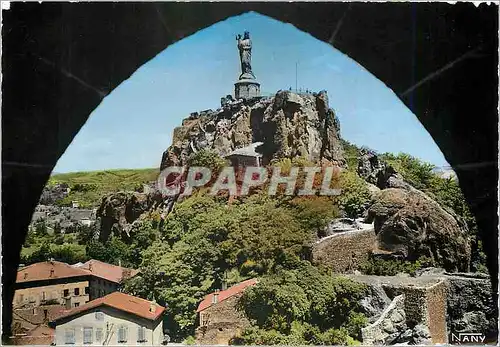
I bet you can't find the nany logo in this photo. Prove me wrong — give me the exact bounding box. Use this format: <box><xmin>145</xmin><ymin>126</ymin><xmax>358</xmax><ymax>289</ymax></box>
<box><xmin>450</xmin><ymin>332</ymin><xmax>486</xmax><ymax>344</ymax></box>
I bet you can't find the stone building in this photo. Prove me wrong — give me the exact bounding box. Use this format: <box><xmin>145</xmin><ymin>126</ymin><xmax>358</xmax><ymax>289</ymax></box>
<box><xmin>14</xmin><ymin>260</ymin><xmax>139</xmax><ymax>310</ymax></box>
<box><xmin>312</xmin><ymin>219</ymin><xmax>376</xmax><ymax>273</ymax></box>
<box><xmin>224</xmin><ymin>142</ymin><xmax>264</xmax><ymax>168</ymax></box>
<box><xmin>14</xmin><ymin>261</ymin><xmax>92</xmax><ymax>309</ymax></box>
<box><xmin>73</xmin><ymin>259</ymin><xmax>140</xmax><ymax>299</ymax></box>
<box><xmin>51</xmin><ymin>292</ymin><xmax>166</xmax><ymax>345</ymax></box>
<box><xmin>195</xmin><ymin>278</ymin><xmax>257</xmax><ymax>345</ymax></box>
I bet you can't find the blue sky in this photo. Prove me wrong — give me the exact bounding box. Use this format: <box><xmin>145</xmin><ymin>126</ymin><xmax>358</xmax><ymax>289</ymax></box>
<box><xmin>54</xmin><ymin>12</ymin><xmax>448</xmax><ymax>173</ymax></box>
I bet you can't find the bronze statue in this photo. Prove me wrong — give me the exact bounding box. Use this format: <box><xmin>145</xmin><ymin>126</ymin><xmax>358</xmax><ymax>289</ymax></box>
<box><xmin>236</xmin><ymin>31</ymin><xmax>255</xmax><ymax>79</ymax></box>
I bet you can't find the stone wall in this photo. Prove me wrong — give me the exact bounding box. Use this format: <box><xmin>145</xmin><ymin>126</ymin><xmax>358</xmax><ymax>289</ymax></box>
<box><xmin>312</xmin><ymin>228</ymin><xmax>377</xmax><ymax>273</ymax></box>
<box><xmin>14</xmin><ymin>280</ymin><xmax>90</xmax><ymax>309</ymax></box>
<box><xmin>195</xmin><ymin>294</ymin><xmax>250</xmax><ymax>345</ymax></box>
<box><xmin>425</xmin><ymin>281</ymin><xmax>448</xmax><ymax>343</ymax></box>
<box><xmin>348</xmin><ymin>275</ymin><xmax>448</xmax><ymax>344</ymax></box>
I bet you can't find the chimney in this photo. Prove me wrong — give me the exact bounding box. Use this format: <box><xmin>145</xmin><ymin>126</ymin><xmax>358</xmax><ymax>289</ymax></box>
<box><xmin>89</xmin><ymin>262</ymin><xmax>93</xmax><ymax>272</ymax></box>
<box><xmin>212</xmin><ymin>289</ymin><xmax>220</xmax><ymax>304</ymax></box>
<box><xmin>118</xmin><ymin>259</ymin><xmax>121</xmax><ymax>267</ymax></box>
<box><xmin>50</xmin><ymin>268</ymin><xmax>55</xmax><ymax>277</ymax></box>
<box><xmin>24</xmin><ymin>273</ymin><xmax>28</xmax><ymax>280</ymax></box>
<box><xmin>149</xmin><ymin>302</ymin><xmax>157</xmax><ymax>314</ymax></box>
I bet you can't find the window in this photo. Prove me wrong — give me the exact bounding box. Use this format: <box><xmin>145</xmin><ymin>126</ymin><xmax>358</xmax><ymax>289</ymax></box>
<box><xmin>95</xmin><ymin>312</ymin><xmax>104</xmax><ymax>321</ymax></box>
<box><xmin>117</xmin><ymin>325</ymin><xmax>128</xmax><ymax>343</ymax></box>
<box><xmin>84</xmin><ymin>286</ymin><xmax>89</xmax><ymax>295</ymax></box>
<box><xmin>137</xmin><ymin>326</ymin><xmax>146</xmax><ymax>343</ymax></box>
<box><xmin>41</xmin><ymin>291</ymin><xmax>46</xmax><ymax>301</ymax></box>
<box><xmin>63</xmin><ymin>289</ymin><xmax>69</xmax><ymax>297</ymax></box>
<box><xmin>74</xmin><ymin>302</ymin><xmax>79</xmax><ymax>308</ymax></box>
<box><xmin>74</xmin><ymin>288</ymin><xmax>80</xmax><ymax>296</ymax></box>
<box><xmin>95</xmin><ymin>328</ymin><xmax>103</xmax><ymax>343</ymax></box>
<box><xmin>83</xmin><ymin>327</ymin><xmax>93</xmax><ymax>344</ymax></box>
<box><xmin>64</xmin><ymin>328</ymin><xmax>75</xmax><ymax>344</ymax></box>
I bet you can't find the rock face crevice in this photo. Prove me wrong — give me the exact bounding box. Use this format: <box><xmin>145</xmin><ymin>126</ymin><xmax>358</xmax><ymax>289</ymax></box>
<box><xmin>160</xmin><ymin>91</ymin><xmax>345</xmax><ymax>169</ymax></box>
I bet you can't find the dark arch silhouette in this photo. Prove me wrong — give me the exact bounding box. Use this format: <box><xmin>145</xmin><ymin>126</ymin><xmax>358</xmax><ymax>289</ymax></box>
<box><xmin>2</xmin><ymin>2</ymin><xmax>498</xmax><ymax>338</ymax></box>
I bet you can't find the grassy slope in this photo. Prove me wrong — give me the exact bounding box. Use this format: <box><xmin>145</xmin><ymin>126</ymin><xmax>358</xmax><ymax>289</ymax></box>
<box><xmin>48</xmin><ymin>168</ymin><xmax>160</xmax><ymax>207</ymax></box>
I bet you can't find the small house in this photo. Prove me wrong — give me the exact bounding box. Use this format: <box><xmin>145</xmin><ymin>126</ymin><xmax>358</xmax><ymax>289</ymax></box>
<box><xmin>51</xmin><ymin>292</ymin><xmax>167</xmax><ymax>345</ymax></box>
<box><xmin>195</xmin><ymin>278</ymin><xmax>258</xmax><ymax>345</ymax></box>
<box><xmin>224</xmin><ymin>142</ymin><xmax>264</xmax><ymax>168</ymax></box>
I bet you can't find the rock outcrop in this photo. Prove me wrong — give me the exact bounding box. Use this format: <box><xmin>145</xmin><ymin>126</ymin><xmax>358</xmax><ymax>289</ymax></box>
<box><xmin>160</xmin><ymin>90</ymin><xmax>345</xmax><ymax>169</ymax></box>
<box><xmin>365</xmin><ymin>188</ymin><xmax>471</xmax><ymax>272</ymax></box>
<box><xmin>96</xmin><ymin>190</ymin><xmax>167</xmax><ymax>241</ymax></box>
<box><xmin>357</xmin><ymin>150</ymin><xmax>410</xmax><ymax>190</ymax></box>
<box><xmin>361</xmin><ymin>295</ymin><xmax>407</xmax><ymax>345</ymax></box>
<box><xmin>444</xmin><ymin>272</ymin><xmax>497</xmax><ymax>340</ymax></box>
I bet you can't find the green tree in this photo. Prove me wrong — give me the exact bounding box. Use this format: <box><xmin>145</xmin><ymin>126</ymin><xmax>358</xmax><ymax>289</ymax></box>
<box><xmin>33</xmin><ymin>220</ymin><xmax>48</xmax><ymax>236</ymax></box>
<box><xmin>380</xmin><ymin>153</ymin><xmax>435</xmax><ymax>190</ymax></box>
<box><xmin>238</xmin><ymin>262</ymin><xmax>367</xmax><ymax>342</ymax></box>
<box><xmin>123</xmin><ymin>193</ymin><xmax>317</xmax><ymax>340</ymax></box>
<box><xmin>333</xmin><ymin>170</ymin><xmax>371</xmax><ymax>218</ymax></box>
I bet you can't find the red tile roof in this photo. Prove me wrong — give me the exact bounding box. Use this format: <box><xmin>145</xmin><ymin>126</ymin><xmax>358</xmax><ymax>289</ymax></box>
<box><xmin>76</xmin><ymin>259</ymin><xmax>139</xmax><ymax>283</ymax></box>
<box><xmin>13</xmin><ymin>305</ymin><xmax>67</xmax><ymax>327</ymax></box>
<box><xmin>52</xmin><ymin>292</ymin><xmax>165</xmax><ymax>322</ymax></box>
<box><xmin>16</xmin><ymin>261</ymin><xmax>91</xmax><ymax>284</ymax></box>
<box><xmin>10</xmin><ymin>325</ymin><xmax>55</xmax><ymax>345</ymax></box>
<box><xmin>197</xmin><ymin>278</ymin><xmax>258</xmax><ymax>313</ymax></box>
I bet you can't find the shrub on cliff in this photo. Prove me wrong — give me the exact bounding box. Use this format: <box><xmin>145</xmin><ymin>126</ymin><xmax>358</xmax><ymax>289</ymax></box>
<box><xmin>359</xmin><ymin>255</ymin><xmax>433</xmax><ymax>276</ymax></box>
<box><xmin>333</xmin><ymin>170</ymin><xmax>371</xmax><ymax>218</ymax></box>
<box><xmin>380</xmin><ymin>153</ymin><xmax>435</xmax><ymax>190</ymax></box>
<box><xmin>187</xmin><ymin>149</ymin><xmax>228</xmax><ymax>172</ymax></box>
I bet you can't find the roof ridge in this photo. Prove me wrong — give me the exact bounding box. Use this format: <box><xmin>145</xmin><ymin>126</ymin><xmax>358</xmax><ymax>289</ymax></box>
<box><xmin>52</xmin><ymin>292</ymin><xmax>164</xmax><ymax>323</ymax></box>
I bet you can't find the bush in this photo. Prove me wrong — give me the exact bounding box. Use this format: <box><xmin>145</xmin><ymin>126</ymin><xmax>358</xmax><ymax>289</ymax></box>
<box><xmin>333</xmin><ymin>170</ymin><xmax>371</xmax><ymax>218</ymax></box>
<box><xmin>187</xmin><ymin>150</ymin><xmax>228</xmax><ymax>173</ymax></box>
<box><xmin>359</xmin><ymin>256</ymin><xmax>433</xmax><ymax>276</ymax></box>
<box><xmin>233</xmin><ymin>323</ymin><xmax>360</xmax><ymax>345</ymax></box>
<box><xmin>237</xmin><ymin>261</ymin><xmax>367</xmax><ymax>344</ymax></box>
<box><xmin>182</xmin><ymin>336</ymin><xmax>196</xmax><ymax>345</ymax></box>
<box><xmin>380</xmin><ymin>153</ymin><xmax>435</xmax><ymax>190</ymax></box>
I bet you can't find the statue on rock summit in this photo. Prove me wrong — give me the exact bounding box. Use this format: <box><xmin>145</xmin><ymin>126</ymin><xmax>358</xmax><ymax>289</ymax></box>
<box><xmin>236</xmin><ymin>31</ymin><xmax>255</xmax><ymax>80</ymax></box>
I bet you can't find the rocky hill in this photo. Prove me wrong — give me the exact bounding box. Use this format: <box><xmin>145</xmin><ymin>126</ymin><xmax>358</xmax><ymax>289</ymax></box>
<box><xmin>23</xmin><ymin>89</ymin><xmax>494</xmax><ymax>344</ymax></box>
<box><xmin>160</xmin><ymin>90</ymin><xmax>345</xmax><ymax>169</ymax></box>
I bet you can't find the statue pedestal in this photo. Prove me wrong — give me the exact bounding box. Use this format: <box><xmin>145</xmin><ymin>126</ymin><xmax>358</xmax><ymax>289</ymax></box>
<box><xmin>235</xmin><ymin>79</ymin><xmax>260</xmax><ymax>100</ymax></box>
